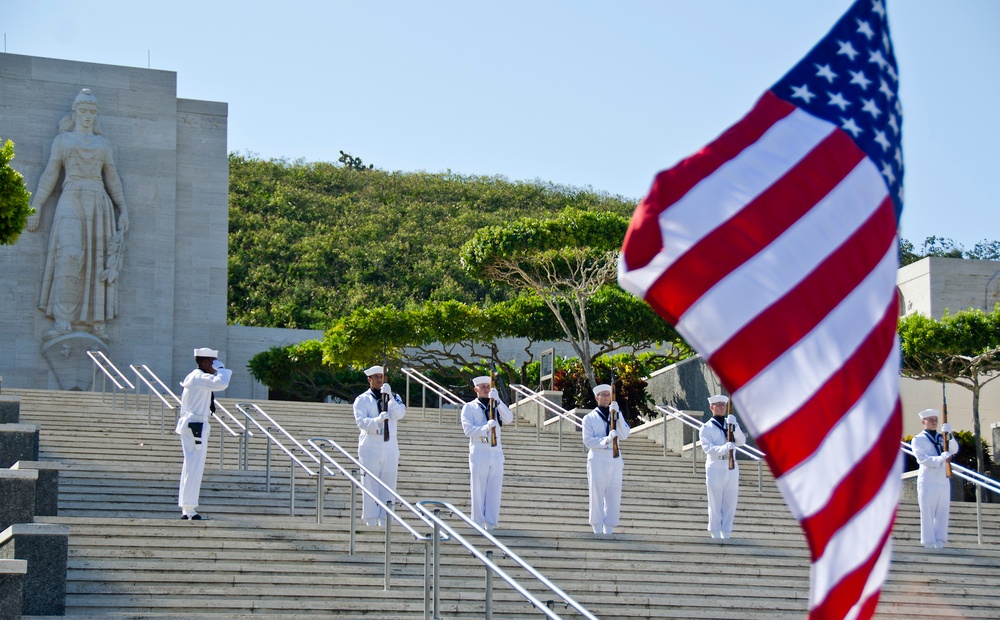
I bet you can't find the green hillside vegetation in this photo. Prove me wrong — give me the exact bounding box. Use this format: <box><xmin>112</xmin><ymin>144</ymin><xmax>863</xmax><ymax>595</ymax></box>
<box><xmin>228</xmin><ymin>153</ymin><xmax>639</xmax><ymax>329</ymax></box>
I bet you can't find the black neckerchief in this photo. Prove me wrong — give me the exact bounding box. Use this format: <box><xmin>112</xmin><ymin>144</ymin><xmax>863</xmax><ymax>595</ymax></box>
<box><xmin>597</xmin><ymin>406</ymin><xmax>611</xmax><ymax>435</ymax></box>
<box><xmin>923</xmin><ymin>429</ymin><xmax>942</xmax><ymax>455</ymax></box>
<box><xmin>711</xmin><ymin>416</ymin><xmax>727</xmax><ymax>433</ymax></box>
<box><xmin>478</xmin><ymin>397</ymin><xmax>502</xmax><ymax>425</ymax></box>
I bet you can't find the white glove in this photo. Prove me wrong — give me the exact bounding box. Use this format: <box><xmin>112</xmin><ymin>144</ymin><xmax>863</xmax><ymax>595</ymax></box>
<box><xmin>488</xmin><ymin>387</ymin><xmax>499</xmax><ymax>400</ymax></box>
<box><xmin>608</xmin><ymin>429</ymin><xmax>619</xmax><ymax>441</ymax></box>
<box><xmin>485</xmin><ymin>419</ymin><xmax>498</xmax><ymax>429</ymax></box>
<box><xmin>377</xmin><ymin>412</ymin><xmax>389</xmax><ymax>423</ymax></box>
<box><xmin>212</xmin><ymin>359</ymin><xmax>224</xmax><ymax>370</ymax></box>
<box><xmin>724</xmin><ymin>442</ymin><xmax>736</xmax><ymax>452</ymax></box>
<box><xmin>726</xmin><ymin>414</ymin><xmax>737</xmax><ymax>426</ymax></box>
<box><xmin>599</xmin><ymin>436</ymin><xmax>611</xmax><ymax>447</ymax></box>
<box><xmin>609</xmin><ymin>401</ymin><xmax>620</xmax><ymax>413</ymax></box>
<box><xmin>380</xmin><ymin>383</ymin><xmax>392</xmax><ymax>396</ymax></box>
<box><xmin>940</xmin><ymin>423</ymin><xmax>952</xmax><ymax>434</ymax></box>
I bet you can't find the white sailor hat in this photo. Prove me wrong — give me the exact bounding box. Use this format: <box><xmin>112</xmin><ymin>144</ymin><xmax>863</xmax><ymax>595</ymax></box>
<box><xmin>193</xmin><ymin>347</ymin><xmax>219</xmax><ymax>358</ymax></box>
<box><xmin>708</xmin><ymin>395</ymin><xmax>729</xmax><ymax>405</ymax></box>
<box><xmin>593</xmin><ymin>384</ymin><xmax>612</xmax><ymax>396</ymax></box>
<box><xmin>364</xmin><ymin>365</ymin><xmax>384</xmax><ymax>377</ymax></box>
<box><xmin>472</xmin><ymin>376</ymin><xmax>491</xmax><ymax>386</ymax></box>
<box><xmin>918</xmin><ymin>408</ymin><xmax>940</xmax><ymax>419</ymax></box>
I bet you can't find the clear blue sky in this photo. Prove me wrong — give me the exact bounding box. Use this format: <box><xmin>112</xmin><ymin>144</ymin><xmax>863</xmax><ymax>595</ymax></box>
<box><xmin>4</xmin><ymin>1</ymin><xmax>997</xmax><ymax>251</ymax></box>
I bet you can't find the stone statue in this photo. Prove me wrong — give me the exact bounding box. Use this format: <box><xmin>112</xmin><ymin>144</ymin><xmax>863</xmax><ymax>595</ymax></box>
<box><xmin>26</xmin><ymin>89</ymin><xmax>129</xmax><ymax>342</ymax></box>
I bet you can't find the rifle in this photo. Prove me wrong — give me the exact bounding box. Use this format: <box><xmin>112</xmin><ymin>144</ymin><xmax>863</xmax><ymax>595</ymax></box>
<box><xmin>942</xmin><ymin>383</ymin><xmax>951</xmax><ymax>477</ymax></box>
<box><xmin>489</xmin><ymin>370</ymin><xmax>497</xmax><ymax>447</ymax></box>
<box><xmin>610</xmin><ymin>377</ymin><xmax>620</xmax><ymax>459</ymax></box>
<box><xmin>381</xmin><ymin>357</ymin><xmax>390</xmax><ymax>442</ymax></box>
<box><xmin>727</xmin><ymin>397</ymin><xmax>735</xmax><ymax>470</ymax></box>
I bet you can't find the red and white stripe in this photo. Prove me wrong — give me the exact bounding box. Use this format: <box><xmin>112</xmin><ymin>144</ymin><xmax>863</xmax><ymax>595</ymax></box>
<box><xmin>619</xmin><ymin>92</ymin><xmax>902</xmax><ymax>620</ymax></box>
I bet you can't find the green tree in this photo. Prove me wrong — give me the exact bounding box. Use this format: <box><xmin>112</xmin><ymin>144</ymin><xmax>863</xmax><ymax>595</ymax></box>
<box><xmin>247</xmin><ymin>340</ymin><xmax>368</xmax><ymax>402</ymax></box>
<box><xmin>0</xmin><ymin>138</ymin><xmax>33</xmax><ymax>245</ymax></box>
<box><xmin>898</xmin><ymin>306</ymin><xmax>1000</xmax><ymax>482</ymax></box>
<box><xmin>899</xmin><ymin>235</ymin><xmax>1000</xmax><ymax>266</ymax></box>
<box><xmin>227</xmin><ymin>154</ymin><xmax>638</xmax><ymax>329</ymax></box>
<box><xmin>460</xmin><ymin>208</ymin><xmax>634</xmax><ymax>388</ymax></box>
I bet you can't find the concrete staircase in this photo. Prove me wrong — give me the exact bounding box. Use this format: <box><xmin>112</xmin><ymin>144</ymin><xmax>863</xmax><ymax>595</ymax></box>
<box><xmin>9</xmin><ymin>388</ymin><xmax>1000</xmax><ymax>619</ymax></box>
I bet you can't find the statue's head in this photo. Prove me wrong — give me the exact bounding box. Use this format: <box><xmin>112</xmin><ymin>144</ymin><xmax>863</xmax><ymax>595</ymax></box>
<box><xmin>73</xmin><ymin>88</ymin><xmax>99</xmax><ymax>111</ymax></box>
<box><xmin>59</xmin><ymin>88</ymin><xmax>102</xmax><ymax>134</ymax></box>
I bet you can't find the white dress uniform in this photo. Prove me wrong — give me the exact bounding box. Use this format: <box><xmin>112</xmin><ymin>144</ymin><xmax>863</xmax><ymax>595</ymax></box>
<box><xmin>912</xmin><ymin>428</ymin><xmax>959</xmax><ymax>548</ymax></box>
<box><xmin>353</xmin><ymin>388</ymin><xmax>406</xmax><ymax>526</ymax></box>
<box><xmin>461</xmin><ymin>396</ymin><xmax>514</xmax><ymax>529</ymax></box>
<box><xmin>174</xmin><ymin>362</ymin><xmax>232</xmax><ymax>516</ymax></box>
<box><xmin>699</xmin><ymin>416</ymin><xmax>746</xmax><ymax>539</ymax></box>
<box><xmin>582</xmin><ymin>406</ymin><xmax>630</xmax><ymax>534</ymax></box>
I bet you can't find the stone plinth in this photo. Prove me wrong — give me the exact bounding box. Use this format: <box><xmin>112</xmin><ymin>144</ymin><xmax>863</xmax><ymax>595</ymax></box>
<box><xmin>0</xmin><ymin>559</ymin><xmax>26</xmax><ymax>620</ymax></box>
<box><xmin>10</xmin><ymin>462</ymin><xmax>60</xmax><ymax>517</ymax></box>
<box><xmin>0</xmin><ymin>397</ymin><xmax>19</xmax><ymax>425</ymax></box>
<box><xmin>0</xmin><ymin>425</ymin><xmax>39</xmax><ymax>469</ymax></box>
<box><xmin>0</xmin><ymin>523</ymin><xmax>69</xmax><ymax>616</ymax></box>
<box><xmin>0</xmin><ymin>470</ymin><xmax>36</xmax><ymax>532</ymax></box>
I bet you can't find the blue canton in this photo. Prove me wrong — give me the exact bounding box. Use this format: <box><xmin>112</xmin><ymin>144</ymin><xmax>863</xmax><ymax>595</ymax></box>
<box><xmin>772</xmin><ymin>0</ymin><xmax>903</xmax><ymax>220</ymax></box>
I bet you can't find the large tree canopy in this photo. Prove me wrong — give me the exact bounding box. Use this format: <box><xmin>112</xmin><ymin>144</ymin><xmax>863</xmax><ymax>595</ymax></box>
<box><xmin>228</xmin><ymin>154</ymin><xmax>638</xmax><ymax>329</ymax></box>
<box><xmin>0</xmin><ymin>139</ymin><xmax>32</xmax><ymax>246</ymax></box>
<box><xmin>898</xmin><ymin>306</ymin><xmax>1000</xmax><ymax>477</ymax></box>
<box><xmin>459</xmin><ymin>209</ymin><xmax>637</xmax><ymax>387</ymax></box>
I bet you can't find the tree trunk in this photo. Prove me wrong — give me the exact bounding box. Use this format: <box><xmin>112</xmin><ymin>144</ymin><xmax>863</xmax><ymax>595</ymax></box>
<box><xmin>972</xmin><ymin>382</ymin><xmax>986</xmax><ymax>476</ymax></box>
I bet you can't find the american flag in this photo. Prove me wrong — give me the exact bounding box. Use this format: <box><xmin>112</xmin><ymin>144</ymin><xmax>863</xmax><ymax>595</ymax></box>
<box><xmin>618</xmin><ymin>1</ymin><xmax>902</xmax><ymax>618</ymax></box>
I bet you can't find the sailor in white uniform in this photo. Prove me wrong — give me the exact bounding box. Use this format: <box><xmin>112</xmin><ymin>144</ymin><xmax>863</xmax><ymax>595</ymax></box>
<box><xmin>912</xmin><ymin>408</ymin><xmax>959</xmax><ymax>548</ymax></box>
<box><xmin>461</xmin><ymin>375</ymin><xmax>514</xmax><ymax>530</ymax></box>
<box><xmin>699</xmin><ymin>394</ymin><xmax>746</xmax><ymax>539</ymax></box>
<box><xmin>353</xmin><ymin>365</ymin><xmax>406</xmax><ymax>527</ymax></box>
<box><xmin>581</xmin><ymin>384</ymin><xmax>630</xmax><ymax>536</ymax></box>
<box><xmin>175</xmin><ymin>347</ymin><xmax>232</xmax><ymax>520</ymax></box>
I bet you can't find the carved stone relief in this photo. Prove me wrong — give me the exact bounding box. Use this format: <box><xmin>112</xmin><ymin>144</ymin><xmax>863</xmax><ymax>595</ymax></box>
<box><xmin>26</xmin><ymin>88</ymin><xmax>129</xmax><ymax>344</ymax></box>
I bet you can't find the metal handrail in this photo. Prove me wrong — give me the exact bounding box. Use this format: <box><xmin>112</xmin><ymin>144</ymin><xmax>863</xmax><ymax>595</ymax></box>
<box><xmin>417</xmin><ymin>500</ymin><xmax>600</xmax><ymax>620</ymax></box>
<box><xmin>129</xmin><ymin>364</ymin><xmax>175</xmax><ymax>433</ymax></box>
<box><xmin>236</xmin><ymin>403</ymin><xmax>335</xmax><ymax>478</ymax></box>
<box><xmin>901</xmin><ymin>439</ymin><xmax>1000</xmax><ymax>544</ymax></box>
<box><xmin>309</xmin><ymin>437</ymin><xmax>445</xmax><ymax>609</ymax></box>
<box><xmin>400</xmin><ymin>367</ymin><xmax>465</xmax><ymax>407</ymax></box>
<box><xmin>655</xmin><ymin>404</ymin><xmax>765</xmax><ymax>493</ymax></box>
<box><xmin>508</xmin><ymin>383</ymin><xmax>583</xmax><ymax>452</ymax></box>
<box><xmin>655</xmin><ymin>404</ymin><xmax>765</xmax><ymax>460</ymax></box>
<box><xmin>308</xmin><ymin>438</ymin><xmax>442</xmax><ymax>539</ymax></box>
<box><xmin>87</xmin><ymin>350</ymin><xmax>134</xmax><ymax>411</ymax></box>
<box><xmin>509</xmin><ymin>384</ymin><xmax>582</xmax><ymax>427</ymax></box>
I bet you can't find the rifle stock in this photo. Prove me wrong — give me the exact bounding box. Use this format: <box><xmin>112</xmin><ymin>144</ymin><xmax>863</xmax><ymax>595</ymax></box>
<box><xmin>382</xmin><ymin>366</ymin><xmax>390</xmax><ymax>442</ymax></box>
<box><xmin>489</xmin><ymin>372</ymin><xmax>497</xmax><ymax>447</ymax></box>
<box><xmin>611</xmin><ymin>381</ymin><xmax>620</xmax><ymax>459</ymax></box>
<box><xmin>727</xmin><ymin>398</ymin><xmax>735</xmax><ymax>470</ymax></box>
<box><xmin>942</xmin><ymin>384</ymin><xmax>951</xmax><ymax>477</ymax></box>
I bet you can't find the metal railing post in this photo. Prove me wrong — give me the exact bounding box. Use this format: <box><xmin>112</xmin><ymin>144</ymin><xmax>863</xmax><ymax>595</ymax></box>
<box><xmin>384</xmin><ymin>500</ymin><xmax>393</xmax><ymax>590</ymax></box>
<box><xmin>266</xmin><ymin>428</ymin><xmax>273</xmax><ymax>492</ymax></box>
<box><xmin>692</xmin><ymin>440</ymin><xmax>697</xmax><ymax>473</ymax></box>
<box><xmin>289</xmin><ymin>461</ymin><xmax>296</xmax><ymax>516</ymax></box>
<box><xmin>424</xmin><ymin>540</ymin><xmax>432</xmax><ymax>620</ymax></box>
<box><xmin>977</xmin><ymin>486</ymin><xmax>983</xmax><ymax>544</ymax></box>
<box><xmin>316</xmin><ymin>462</ymin><xmax>325</xmax><ymax>524</ymax></box>
<box><xmin>485</xmin><ymin>549</ymin><xmax>494</xmax><ymax>620</ymax></box>
<box><xmin>422</xmin><ymin>384</ymin><xmax>427</xmax><ymax>419</ymax></box>
<box><xmin>433</xmin><ymin>510</ymin><xmax>441</xmax><ymax>618</ymax></box>
<box><xmin>350</xmin><ymin>470</ymin><xmax>357</xmax><ymax>556</ymax></box>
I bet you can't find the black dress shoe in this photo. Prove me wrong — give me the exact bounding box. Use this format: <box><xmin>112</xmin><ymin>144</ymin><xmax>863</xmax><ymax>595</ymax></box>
<box><xmin>181</xmin><ymin>515</ymin><xmax>190</xmax><ymax>520</ymax></box>
<box><xmin>189</xmin><ymin>514</ymin><xmax>206</xmax><ymax>520</ymax></box>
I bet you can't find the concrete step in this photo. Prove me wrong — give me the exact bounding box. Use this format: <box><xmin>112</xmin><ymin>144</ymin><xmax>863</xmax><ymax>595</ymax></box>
<box><xmin>8</xmin><ymin>388</ymin><xmax>1000</xmax><ymax>619</ymax></box>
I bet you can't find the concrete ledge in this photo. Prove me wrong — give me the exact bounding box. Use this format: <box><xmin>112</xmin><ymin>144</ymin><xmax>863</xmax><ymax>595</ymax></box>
<box><xmin>0</xmin><ymin>425</ymin><xmax>40</xmax><ymax>469</ymax></box>
<box><xmin>0</xmin><ymin>559</ymin><xmax>27</xmax><ymax>620</ymax></box>
<box><xmin>10</xmin><ymin>462</ymin><xmax>60</xmax><ymax>517</ymax></box>
<box><xmin>0</xmin><ymin>470</ymin><xmax>37</xmax><ymax>532</ymax></box>
<box><xmin>0</xmin><ymin>397</ymin><xmax>19</xmax><ymax>425</ymax></box>
<box><xmin>0</xmin><ymin>523</ymin><xmax>69</xmax><ymax>616</ymax></box>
